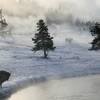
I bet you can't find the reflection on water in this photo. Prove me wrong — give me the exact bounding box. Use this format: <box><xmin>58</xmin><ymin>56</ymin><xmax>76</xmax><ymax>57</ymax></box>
<box><xmin>8</xmin><ymin>75</ymin><xmax>100</xmax><ymax>100</ymax></box>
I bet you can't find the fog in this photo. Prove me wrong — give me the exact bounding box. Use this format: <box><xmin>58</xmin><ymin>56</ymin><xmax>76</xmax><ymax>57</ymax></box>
<box><xmin>0</xmin><ymin>1</ymin><xmax>100</xmax><ymax>100</ymax></box>
<box><xmin>0</xmin><ymin>0</ymin><xmax>100</xmax><ymax>23</ymax></box>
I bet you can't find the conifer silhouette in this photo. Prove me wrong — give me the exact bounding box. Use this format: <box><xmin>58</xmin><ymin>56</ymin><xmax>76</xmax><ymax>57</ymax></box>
<box><xmin>89</xmin><ymin>22</ymin><xmax>100</xmax><ymax>50</ymax></box>
<box><xmin>32</xmin><ymin>19</ymin><xmax>55</xmax><ymax>58</ymax></box>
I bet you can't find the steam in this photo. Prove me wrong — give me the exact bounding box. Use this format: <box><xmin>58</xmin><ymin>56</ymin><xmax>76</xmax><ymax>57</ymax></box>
<box><xmin>0</xmin><ymin>0</ymin><xmax>100</xmax><ymax>23</ymax></box>
<box><xmin>8</xmin><ymin>75</ymin><xmax>100</xmax><ymax>100</ymax></box>
<box><xmin>0</xmin><ymin>0</ymin><xmax>45</xmax><ymax>17</ymax></box>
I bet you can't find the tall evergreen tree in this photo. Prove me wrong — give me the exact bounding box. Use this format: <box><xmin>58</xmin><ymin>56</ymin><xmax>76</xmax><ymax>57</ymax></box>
<box><xmin>89</xmin><ymin>22</ymin><xmax>100</xmax><ymax>50</ymax></box>
<box><xmin>32</xmin><ymin>19</ymin><xmax>55</xmax><ymax>58</ymax></box>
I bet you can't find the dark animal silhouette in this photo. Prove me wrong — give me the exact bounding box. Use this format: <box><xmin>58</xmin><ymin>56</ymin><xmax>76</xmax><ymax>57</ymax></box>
<box><xmin>0</xmin><ymin>71</ymin><xmax>11</xmax><ymax>87</ymax></box>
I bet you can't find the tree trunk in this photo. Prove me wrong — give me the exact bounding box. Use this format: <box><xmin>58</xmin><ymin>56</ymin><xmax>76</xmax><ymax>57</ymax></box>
<box><xmin>44</xmin><ymin>48</ymin><xmax>47</xmax><ymax>58</ymax></box>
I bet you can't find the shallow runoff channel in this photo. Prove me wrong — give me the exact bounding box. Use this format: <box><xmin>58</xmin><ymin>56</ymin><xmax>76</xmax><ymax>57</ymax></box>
<box><xmin>8</xmin><ymin>74</ymin><xmax>100</xmax><ymax>100</ymax></box>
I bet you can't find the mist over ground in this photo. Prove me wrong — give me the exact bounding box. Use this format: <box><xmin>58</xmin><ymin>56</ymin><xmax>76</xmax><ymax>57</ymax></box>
<box><xmin>0</xmin><ymin>0</ymin><xmax>98</xmax><ymax>43</ymax></box>
<box><xmin>0</xmin><ymin>1</ymin><xmax>100</xmax><ymax>100</ymax></box>
<box><xmin>0</xmin><ymin>0</ymin><xmax>100</xmax><ymax>24</ymax></box>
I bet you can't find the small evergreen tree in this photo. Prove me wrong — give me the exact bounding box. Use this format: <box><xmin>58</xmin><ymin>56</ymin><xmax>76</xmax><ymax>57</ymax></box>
<box><xmin>89</xmin><ymin>22</ymin><xmax>100</xmax><ymax>50</ymax></box>
<box><xmin>32</xmin><ymin>19</ymin><xmax>55</xmax><ymax>58</ymax></box>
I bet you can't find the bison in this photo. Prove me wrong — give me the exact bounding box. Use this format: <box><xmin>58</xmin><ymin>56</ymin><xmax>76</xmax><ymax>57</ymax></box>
<box><xmin>0</xmin><ymin>71</ymin><xmax>11</xmax><ymax>88</ymax></box>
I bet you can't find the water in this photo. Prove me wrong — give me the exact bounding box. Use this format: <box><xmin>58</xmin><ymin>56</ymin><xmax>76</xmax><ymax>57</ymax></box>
<box><xmin>0</xmin><ymin>0</ymin><xmax>100</xmax><ymax>100</ymax></box>
<box><xmin>0</xmin><ymin>19</ymin><xmax>100</xmax><ymax>100</ymax></box>
<box><xmin>8</xmin><ymin>75</ymin><xmax>100</xmax><ymax>100</ymax></box>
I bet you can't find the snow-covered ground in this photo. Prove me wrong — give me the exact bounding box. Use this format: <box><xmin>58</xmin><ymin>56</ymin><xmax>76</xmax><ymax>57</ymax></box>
<box><xmin>0</xmin><ymin>24</ymin><xmax>98</xmax><ymax>84</ymax></box>
<box><xmin>0</xmin><ymin>22</ymin><xmax>100</xmax><ymax>99</ymax></box>
<box><xmin>0</xmin><ymin>0</ymin><xmax>100</xmax><ymax>99</ymax></box>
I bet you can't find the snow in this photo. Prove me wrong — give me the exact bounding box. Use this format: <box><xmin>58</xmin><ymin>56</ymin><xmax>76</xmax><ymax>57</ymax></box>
<box><xmin>0</xmin><ymin>0</ymin><xmax>100</xmax><ymax>99</ymax></box>
<box><xmin>0</xmin><ymin>23</ymin><xmax>100</xmax><ymax>98</ymax></box>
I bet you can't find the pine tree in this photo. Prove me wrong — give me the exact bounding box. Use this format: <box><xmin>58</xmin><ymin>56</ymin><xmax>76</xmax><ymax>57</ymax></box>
<box><xmin>89</xmin><ymin>22</ymin><xmax>100</xmax><ymax>50</ymax></box>
<box><xmin>32</xmin><ymin>19</ymin><xmax>56</xmax><ymax>58</ymax></box>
